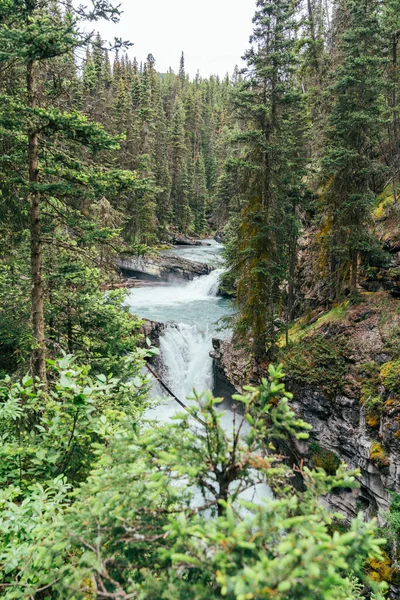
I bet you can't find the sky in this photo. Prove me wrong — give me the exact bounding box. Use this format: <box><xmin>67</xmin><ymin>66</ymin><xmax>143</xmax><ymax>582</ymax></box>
<box><xmin>93</xmin><ymin>0</ymin><xmax>256</xmax><ymax>78</ymax></box>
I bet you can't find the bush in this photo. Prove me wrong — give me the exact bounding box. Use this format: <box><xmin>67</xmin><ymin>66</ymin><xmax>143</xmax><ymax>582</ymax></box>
<box><xmin>279</xmin><ymin>334</ymin><xmax>348</xmax><ymax>393</ymax></box>
<box><xmin>0</xmin><ymin>365</ymin><xmax>386</xmax><ymax>599</ymax></box>
<box><xmin>0</xmin><ymin>352</ymin><xmax>151</xmax><ymax>493</ymax></box>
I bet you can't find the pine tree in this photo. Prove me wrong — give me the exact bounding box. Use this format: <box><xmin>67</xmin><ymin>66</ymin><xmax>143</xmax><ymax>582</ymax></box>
<box><xmin>228</xmin><ymin>0</ymin><xmax>306</xmax><ymax>358</ymax></box>
<box><xmin>192</xmin><ymin>152</ymin><xmax>208</xmax><ymax>232</ymax></box>
<box><xmin>382</xmin><ymin>0</ymin><xmax>400</xmax><ymax>203</ymax></box>
<box><xmin>322</xmin><ymin>0</ymin><xmax>386</xmax><ymax>296</ymax></box>
<box><xmin>0</xmin><ymin>0</ymin><xmax>137</xmax><ymax>381</ymax></box>
<box><xmin>154</xmin><ymin>79</ymin><xmax>172</xmax><ymax>230</ymax></box>
<box><xmin>170</xmin><ymin>96</ymin><xmax>191</xmax><ymax>231</ymax></box>
<box><xmin>179</xmin><ymin>51</ymin><xmax>186</xmax><ymax>87</ymax></box>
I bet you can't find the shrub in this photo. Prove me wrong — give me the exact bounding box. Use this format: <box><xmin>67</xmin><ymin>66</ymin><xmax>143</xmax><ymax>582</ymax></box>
<box><xmin>279</xmin><ymin>334</ymin><xmax>348</xmax><ymax>393</ymax></box>
<box><xmin>0</xmin><ymin>365</ymin><xmax>386</xmax><ymax>599</ymax></box>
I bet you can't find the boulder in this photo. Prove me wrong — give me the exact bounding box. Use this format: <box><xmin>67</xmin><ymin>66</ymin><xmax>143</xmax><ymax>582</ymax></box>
<box><xmin>116</xmin><ymin>253</ymin><xmax>212</xmax><ymax>282</ymax></box>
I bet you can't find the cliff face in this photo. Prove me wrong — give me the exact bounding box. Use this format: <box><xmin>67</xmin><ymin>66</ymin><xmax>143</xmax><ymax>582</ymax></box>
<box><xmin>211</xmin><ymin>292</ymin><xmax>400</xmax><ymax>520</ymax></box>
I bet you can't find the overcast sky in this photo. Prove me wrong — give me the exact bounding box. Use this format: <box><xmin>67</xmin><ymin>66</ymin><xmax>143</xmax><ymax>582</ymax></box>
<box><xmin>92</xmin><ymin>0</ymin><xmax>256</xmax><ymax>78</ymax></box>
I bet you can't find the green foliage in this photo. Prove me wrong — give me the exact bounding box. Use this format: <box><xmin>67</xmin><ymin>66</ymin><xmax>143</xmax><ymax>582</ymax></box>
<box><xmin>0</xmin><ymin>364</ymin><xmax>386</xmax><ymax>599</ymax></box>
<box><xmin>279</xmin><ymin>333</ymin><xmax>348</xmax><ymax>393</ymax></box>
<box><xmin>0</xmin><ymin>2</ymin><xmax>397</xmax><ymax>597</ymax></box>
<box><xmin>223</xmin><ymin>0</ymin><xmax>308</xmax><ymax>357</ymax></box>
<box><xmin>321</xmin><ymin>0</ymin><xmax>387</xmax><ymax>294</ymax></box>
<box><xmin>380</xmin><ymin>360</ymin><xmax>400</xmax><ymax>395</ymax></box>
<box><xmin>384</xmin><ymin>493</ymin><xmax>400</xmax><ymax>549</ymax></box>
<box><xmin>0</xmin><ymin>258</ymin><xmax>32</xmax><ymax>376</ymax></box>
<box><xmin>0</xmin><ymin>353</ymin><xmax>149</xmax><ymax>493</ymax></box>
<box><xmin>361</xmin><ymin>362</ymin><xmax>382</xmax><ymax>428</ymax></box>
<box><xmin>45</xmin><ymin>252</ymin><xmax>144</xmax><ymax>377</ymax></box>
<box><xmin>0</xmin><ymin>242</ymin><xmax>144</xmax><ymax>377</ymax></box>
<box><xmin>309</xmin><ymin>441</ymin><xmax>341</xmax><ymax>475</ymax></box>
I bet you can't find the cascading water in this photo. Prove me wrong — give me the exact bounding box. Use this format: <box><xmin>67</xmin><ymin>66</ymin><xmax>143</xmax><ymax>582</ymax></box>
<box><xmin>160</xmin><ymin>323</ymin><xmax>214</xmax><ymax>400</ymax></box>
<box><xmin>127</xmin><ymin>264</ymin><xmax>231</xmax><ymax>408</ymax></box>
<box><xmin>127</xmin><ymin>244</ymin><xmax>272</xmax><ymax>503</ymax></box>
<box><xmin>157</xmin><ymin>269</ymin><xmax>223</xmax><ymax>399</ymax></box>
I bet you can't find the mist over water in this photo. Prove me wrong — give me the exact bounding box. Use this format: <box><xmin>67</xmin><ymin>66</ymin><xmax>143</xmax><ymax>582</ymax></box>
<box><xmin>127</xmin><ymin>243</ymin><xmax>272</xmax><ymax>504</ymax></box>
<box><xmin>127</xmin><ymin>259</ymin><xmax>231</xmax><ymax>407</ymax></box>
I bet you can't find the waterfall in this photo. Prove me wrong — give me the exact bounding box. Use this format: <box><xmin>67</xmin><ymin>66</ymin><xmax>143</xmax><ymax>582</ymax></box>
<box><xmin>128</xmin><ymin>268</ymin><xmax>223</xmax><ymax>310</ymax></box>
<box><xmin>160</xmin><ymin>323</ymin><xmax>214</xmax><ymax>400</ymax></box>
<box><xmin>138</xmin><ymin>262</ymin><xmax>273</xmax><ymax>505</ymax></box>
<box><xmin>158</xmin><ymin>269</ymin><xmax>223</xmax><ymax>400</ymax></box>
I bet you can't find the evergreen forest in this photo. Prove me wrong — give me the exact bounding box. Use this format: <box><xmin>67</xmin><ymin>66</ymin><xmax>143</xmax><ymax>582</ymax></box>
<box><xmin>0</xmin><ymin>0</ymin><xmax>400</xmax><ymax>598</ymax></box>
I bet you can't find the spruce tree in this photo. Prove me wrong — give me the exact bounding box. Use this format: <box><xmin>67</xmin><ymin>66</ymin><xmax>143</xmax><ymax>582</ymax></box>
<box><xmin>0</xmin><ymin>0</ymin><xmax>137</xmax><ymax>381</ymax></box>
<box><xmin>192</xmin><ymin>152</ymin><xmax>208</xmax><ymax>232</ymax></box>
<box><xmin>179</xmin><ymin>51</ymin><xmax>186</xmax><ymax>87</ymax></box>
<box><xmin>322</xmin><ymin>0</ymin><xmax>385</xmax><ymax>296</ymax></box>
<box><xmin>228</xmin><ymin>0</ymin><xmax>306</xmax><ymax>358</ymax></box>
<box><xmin>170</xmin><ymin>96</ymin><xmax>191</xmax><ymax>231</ymax></box>
<box><xmin>383</xmin><ymin>0</ymin><xmax>400</xmax><ymax>203</ymax></box>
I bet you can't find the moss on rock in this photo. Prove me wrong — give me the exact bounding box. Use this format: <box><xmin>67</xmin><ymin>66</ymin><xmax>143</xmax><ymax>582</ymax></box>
<box><xmin>309</xmin><ymin>442</ymin><xmax>341</xmax><ymax>475</ymax></box>
<box><xmin>279</xmin><ymin>334</ymin><xmax>348</xmax><ymax>394</ymax></box>
<box><xmin>367</xmin><ymin>551</ymin><xmax>400</xmax><ymax>585</ymax></box>
<box><xmin>380</xmin><ymin>360</ymin><xmax>400</xmax><ymax>396</ymax></box>
<box><xmin>370</xmin><ymin>442</ymin><xmax>390</xmax><ymax>468</ymax></box>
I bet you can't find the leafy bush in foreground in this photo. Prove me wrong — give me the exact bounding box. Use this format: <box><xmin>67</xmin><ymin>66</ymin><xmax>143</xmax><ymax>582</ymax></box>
<box><xmin>0</xmin><ymin>364</ymin><xmax>386</xmax><ymax>599</ymax></box>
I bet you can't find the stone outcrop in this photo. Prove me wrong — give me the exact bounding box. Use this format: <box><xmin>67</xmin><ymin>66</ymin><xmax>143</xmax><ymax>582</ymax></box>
<box><xmin>116</xmin><ymin>253</ymin><xmax>212</xmax><ymax>282</ymax></box>
<box><xmin>170</xmin><ymin>233</ymin><xmax>202</xmax><ymax>246</ymax></box>
<box><xmin>210</xmin><ymin>338</ymin><xmax>251</xmax><ymax>393</ymax></box>
<box><xmin>211</xmin><ymin>292</ymin><xmax>400</xmax><ymax>521</ymax></box>
<box><xmin>214</xmin><ymin>229</ymin><xmax>225</xmax><ymax>243</ymax></box>
<box><xmin>139</xmin><ymin>319</ymin><xmax>165</xmax><ymax>347</ymax></box>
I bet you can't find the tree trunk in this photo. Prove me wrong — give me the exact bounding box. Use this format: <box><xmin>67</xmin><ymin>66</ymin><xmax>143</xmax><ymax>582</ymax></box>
<box><xmin>27</xmin><ymin>58</ymin><xmax>47</xmax><ymax>383</ymax></box>
<box><xmin>392</xmin><ymin>32</ymin><xmax>399</xmax><ymax>203</ymax></box>
<box><xmin>351</xmin><ymin>250</ymin><xmax>358</xmax><ymax>292</ymax></box>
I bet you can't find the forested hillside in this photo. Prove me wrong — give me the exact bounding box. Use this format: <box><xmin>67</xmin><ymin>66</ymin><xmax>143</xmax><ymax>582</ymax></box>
<box><xmin>0</xmin><ymin>0</ymin><xmax>399</xmax><ymax>598</ymax></box>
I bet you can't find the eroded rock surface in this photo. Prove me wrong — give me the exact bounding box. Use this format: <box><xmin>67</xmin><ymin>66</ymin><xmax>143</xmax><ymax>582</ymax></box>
<box><xmin>117</xmin><ymin>253</ymin><xmax>212</xmax><ymax>281</ymax></box>
<box><xmin>211</xmin><ymin>293</ymin><xmax>400</xmax><ymax>520</ymax></box>
<box><xmin>139</xmin><ymin>319</ymin><xmax>165</xmax><ymax>347</ymax></box>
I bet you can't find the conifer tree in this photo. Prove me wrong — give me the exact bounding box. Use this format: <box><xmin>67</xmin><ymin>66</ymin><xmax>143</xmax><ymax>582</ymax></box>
<box><xmin>228</xmin><ymin>0</ymin><xmax>306</xmax><ymax>358</ymax></box>
<box><xmin>0</xmin><ymin>0</ymin><xmax>137</xmax><ymax>381</ymax></box>
<box><xmin>154</xmin><ymin>81</ymin><xmax>172</xmax><ymax>230</ymax></box>
<box><xmin>192</xmin><ymin>152</ymin><xmax>208</xmax><ymax>232</ymax></box>
<box><xmin>322</xmin><ymin>0</ymin><xmax>385</xmax><ymax>296</ymax></box>
<box><xmin>170</xmin><ymin>96</ymin><xmax>191</xmax><ymax>231</ymax></box>
<box><xmin>382</xmin><ymin>0</ymin><xmax>400</xmax><ymax>203</ymax></box>
<box><xmin>179</xmin><ymin>51</ymin><xmax>186</xmax><ymax>87</ymax></box>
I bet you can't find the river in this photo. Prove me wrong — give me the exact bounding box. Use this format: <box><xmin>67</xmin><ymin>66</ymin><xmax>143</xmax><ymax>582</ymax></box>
<box><xmin>126</xmin><ymin>240</ymin><xmax>272</xmax><ymax>504</ymax></box>
<box><xmin>126</xmin><ymin>240</ymin><xmax>233</xmax><ymax>408</ymax></box>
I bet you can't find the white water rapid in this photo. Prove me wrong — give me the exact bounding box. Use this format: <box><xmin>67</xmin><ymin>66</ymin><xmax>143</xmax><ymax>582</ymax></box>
<box><xmin>127</xmin><ymin>265</ymin><xmax>229</xmax><ymax>419</ymax></box>
<box><xmin>126</xmin><ymin>245</ymin><xmax>231</xmax><ymax>408</ymax></box>
<box><xmin>160</xmin><ymin>323</ymin><xmax>214</xmax><ymax>401</ymax></box>
<box><xmin>127</xmin><ymin>242</ymin><xmax>272</xmax><ymax>505</ymax></box>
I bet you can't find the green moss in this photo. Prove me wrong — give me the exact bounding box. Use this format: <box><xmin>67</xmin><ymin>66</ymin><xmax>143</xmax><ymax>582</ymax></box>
<box><xmin>309</xmin><ymin>442</ymin><xmax>341</xmax><ymax>475</ymax></box>
<box><xmin>370</xmin><ymin>442</ymin><xmax>390</xmax><ymax>468</ymax></box>
<box><xmin>279</xmin><ymin>334</ymin><xmax>348</xmax><ymax>393</ymax></box>
<box><xmin>380</xmin><ymin>360</ymin><xmax>400</xmax><ymax>395</ymax></box>
<box><xmin>278</xmin><ymin>303</ymin><xmax>349</xmax><ymax>347</ymax></box>
<box><xmin>361</xmin><ymin>362</ymin><xmax>382</xmax><ymax>429</ymax></box>
<box><xmin>374</xmin><ymin>184</ymin><xmax>396</xmax><ymax>219</ymax></box>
